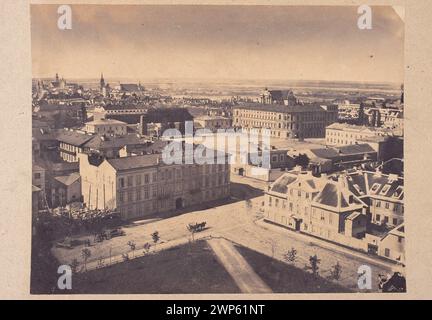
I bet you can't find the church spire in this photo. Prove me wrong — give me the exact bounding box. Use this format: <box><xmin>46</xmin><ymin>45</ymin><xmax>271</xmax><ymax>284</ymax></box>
<box><xmin>100</xmin><ymin>72</ymin><xmax>105</xmax><ymax>88</ymax></box>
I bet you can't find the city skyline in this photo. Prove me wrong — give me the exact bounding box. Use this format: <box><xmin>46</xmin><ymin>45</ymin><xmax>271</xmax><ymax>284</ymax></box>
<box><xmin>31</xmin><ymin>5</ymin><xmax>404</xmax><ymax>83</ymax></box>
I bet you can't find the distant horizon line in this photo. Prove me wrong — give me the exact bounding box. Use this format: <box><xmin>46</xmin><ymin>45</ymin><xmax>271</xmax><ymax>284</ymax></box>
<box><xmin>32</xmin><ymin>76</ymin><xmax>403</xmax><ymax>86</ymax></box>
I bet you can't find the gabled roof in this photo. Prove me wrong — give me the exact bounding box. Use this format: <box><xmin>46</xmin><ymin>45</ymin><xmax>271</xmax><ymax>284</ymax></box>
<box><xmin>269</xmin><ymin>171</ymin><xmax>321</xmax><ymax>195</ymax></box>
<box><xmin>270</xmin><ymin>174</ymin><xmax>298</xmax><ymax>194</ymax></box>
<box><xmin>54</xmin><ymin>172</ymin><xmax>80</xmax><ymax>186</ymax></box>
<box><xmin>313</xmin><ymin>178</ymin><xmax>365</xmax><ymax>211</ymax></box>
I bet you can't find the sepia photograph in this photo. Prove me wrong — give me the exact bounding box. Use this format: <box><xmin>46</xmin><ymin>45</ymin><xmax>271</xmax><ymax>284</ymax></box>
<box><xmin>30</xmin><ymin>4</ymin><xmax>406</xmax><ymax>295</ymax></box>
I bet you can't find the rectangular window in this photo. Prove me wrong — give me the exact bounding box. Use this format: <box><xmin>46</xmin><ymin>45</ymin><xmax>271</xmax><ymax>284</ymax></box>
<box><xmin>119</xmin><ymin>178</ymin><xmax>125</xmax><ymax>188</ymax></box>
<box><xmin>144</xmin><ymin>174</ymin><xmax>149</xmax><ymax>183</ymax></box>
<box><xmin>376</xmin><ymin>214</ymin><xmax>381</xmax><ymax>221</ymax></box>
<box><xmin>393</xmin><ymin>218</ymin><xmax>398</xmax><ymax>226</ymax></box>
<box><xmin>384</xmin><ymin>248</ymin><xmax>390</xmax><ymax>257</ymax></box>
<box><xmin>127</xmin><ymin>176</ymin><xmax>133</xmax><ymax>187</ymax></box>
<box><xmin>136</xmin><ymin>175</ymin><xmax>142</xmax><ymax>186</ymax></box>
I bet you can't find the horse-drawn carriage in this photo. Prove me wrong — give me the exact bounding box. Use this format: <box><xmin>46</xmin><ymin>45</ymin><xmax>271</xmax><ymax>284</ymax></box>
<box><xmin>187</xmin><ymin>221</ymin><xmax>207</xmax><ymax>232</ymax></box>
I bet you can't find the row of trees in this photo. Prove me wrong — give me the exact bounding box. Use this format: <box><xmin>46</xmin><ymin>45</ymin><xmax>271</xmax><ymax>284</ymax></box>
<box><xmin>283</xmin><ymin>247</ymin><xmax>343</xmax><ymax>281</ymax></box>
<box><xmin>73</xmin><ymin>231</ymin><xmax>161</xmax><ymax>272</ymax></box>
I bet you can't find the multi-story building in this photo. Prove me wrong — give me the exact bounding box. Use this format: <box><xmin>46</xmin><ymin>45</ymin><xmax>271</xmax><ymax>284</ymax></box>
<box><xmin>57</xmin><ymin>129</ymin><xmax>95</xmax><ymax>162</ymax></box>
<box><xmin>194</xmin><ymin>115</ymin><xmax>232</xmax><ymax>132</ymax></box>
<box><xmin>288</xmin><ymin>143</ymin><xmax>378</xmax><ymax>174</ymax></box>
<box><xmin>325</xmin><ymin>123</ymin><xmax>391</xmax><ymax>146</ymax></box>
<box><xmin>51</xmin><ymin>172</ymin><xmax>82</xmax><ymax>207</ymax></box>
<box><xmin>93</xmin><ymin>104</ymin><xmax>148</xmax><ymax>121</ymax></box>
<box><xmin>265</xmin><ymin>171</ymin><xmax>368</xmax><ymax>241</ymax></box>
<box><xmin>346</xmin><ymin>171</ymin><xmax>404</xmax><ymax>228</ymax></box>
<box><xmin>84</xmin><ymin>119</ymin><xmax>127</xmax><ymax>135</ymax></box>
<box><xmin>264</xmin><ymin>168</ymin><xmax>405</xmax><ymax>262</ymax></box>
<box><xmin>79</xmin><ymin>149</ymin><xmax>230</xmax><ymax>220</ymax></box>
<box><xmin>233</xmin><ymin>103</ymin><xmax>337</xmax><ymax>139</ymax></box>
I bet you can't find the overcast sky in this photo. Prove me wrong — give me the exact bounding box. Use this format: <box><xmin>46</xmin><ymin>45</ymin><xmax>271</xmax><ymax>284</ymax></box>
<box><xmin>31</xmin><ymin>5</ymin><xmax>404</xmax><ymax>83</ymax></box>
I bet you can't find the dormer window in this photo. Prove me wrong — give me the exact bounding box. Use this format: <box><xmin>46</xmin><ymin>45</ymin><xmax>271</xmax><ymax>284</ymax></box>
<box><xmin>393</xmin><ymin>186</ymin><xmax>404</xmax><ymax>199</ymax></box>
<box><xmin>380</xmin><ymin>184</ymin><xmax>391</xmax><ymax>196</ymax></box>
<box><xmin>371</xmin><ymin>183</ymin><xmax>381</xmax><ymax>193</ymax></box>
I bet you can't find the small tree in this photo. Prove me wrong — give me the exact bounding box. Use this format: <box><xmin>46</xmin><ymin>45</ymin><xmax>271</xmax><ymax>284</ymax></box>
<box><xmin>151</xmin><ymin>231</ymin><xmax>160</xmax><ymax>251</ymax></box>
<box><xmin>330</xmin><ymin>262</ymin><xmax>343</xmax><ymax>281</ymax></box>
<box><xmin>284</xmin><ymin>247</ymin><xmax>297</xmax><ymax>264</ymax></box>
<box><xmin>97</xmin><ymin>257</ymin><xmax>105</xmax><ymax>269</ymax></box>
<box><xmin>70</xmin><ymin>258</ymin><xmax>80</xmax><ymax>274</ymax></box>
<box><xmin>143</xmin><ymin>242</ymin><xmax>151</xmax><ymax>255</ymax></box>
<box><xmin>127</xmin><ymin>240</ymin><xmax>136</xmax><ymax>258</ymax></box>
<box><xmin>308</xmin><ymin>254</ymin><xmax>321</xmax><ymax>277</ymax></box>
<box><xmin>81</xmin><ymin>248</ymin><xmax>91</xmax><ymax>271</ymax></box>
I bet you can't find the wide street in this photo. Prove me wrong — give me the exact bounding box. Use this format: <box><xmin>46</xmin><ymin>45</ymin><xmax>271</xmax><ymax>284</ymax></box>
<box><xmin>52</xmin><ymin>174</ymin><xmax>396</xmax><ymax>292</ymax></box>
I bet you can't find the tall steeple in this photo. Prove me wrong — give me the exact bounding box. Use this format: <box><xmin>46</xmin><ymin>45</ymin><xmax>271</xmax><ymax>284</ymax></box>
<box><xmin>100</xmin><ymin>73</ymin><xmax>105</xmax><ymax>89</ymax></box>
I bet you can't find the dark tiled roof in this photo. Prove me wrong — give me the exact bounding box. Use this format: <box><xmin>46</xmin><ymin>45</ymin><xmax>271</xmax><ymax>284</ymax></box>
<box><xmin>337</xmin><ymin>144</ymin><xmax>375</xmax><ymax>155</ymax></box>
<box><xmin>56</xmin><ymin>130</ymin><xmax>94</xmax><ymax>146</ymax></box>
<box><xmin>268</xmin><ymin>90</ymin><xmax>295</xmax><ymax>101</ymax></box>
<box><xmin>315</xmin><ymin>183</ymin><xmax>338</xmax><ymax>207</ymax></box>
<box><xmin>270</xmin><ymin>174</ymin><xmax>298</xmax><ymax>193</ymax></box>
<box><xmin>308</xmin><ymin>144</ymin><xmax>375</xmax><ymax>160</ymax></box>
<box><xmin>346</xmin><ymin>171</ymin><xmax>403</xmax><ymax>200</ymax></box>
<box><xmin>107</xmin><ymin>154</ymin><xmax>160</xmax><ymax>171</ymax></box>
<box><xmin>120</xmin><ymin>84</ymin><xmax>142</xmax><ymax>92</ymax></box>
<box><xmin>83</xmin><ymin>134</ymin><xmax>148</xmax><ymax>150</ymax></box>
<box><xmin>142</xmin><ymin>108</ymin><xmax>194</xmax><ymax>123</ymax></box>
<box><xmin>314</xmin><ymin>181</ymin><xmax>364</xmax><ymax>209</ymax></box>
<box><xmin>309</xmin><ymin>148</ymin><xmax>340</xmax><ymax>159</ymax></box>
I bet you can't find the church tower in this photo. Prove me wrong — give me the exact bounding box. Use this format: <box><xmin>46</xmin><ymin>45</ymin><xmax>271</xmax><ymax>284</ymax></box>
<box><xmin>100</xmin><ymin>73</ymin><xmax>107</xmax><ymax>97</ymax></box>
<box><xmin>100</xmin><ymin>73</ymin><xmax>105</xmax><ymax>89</ymax></box>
